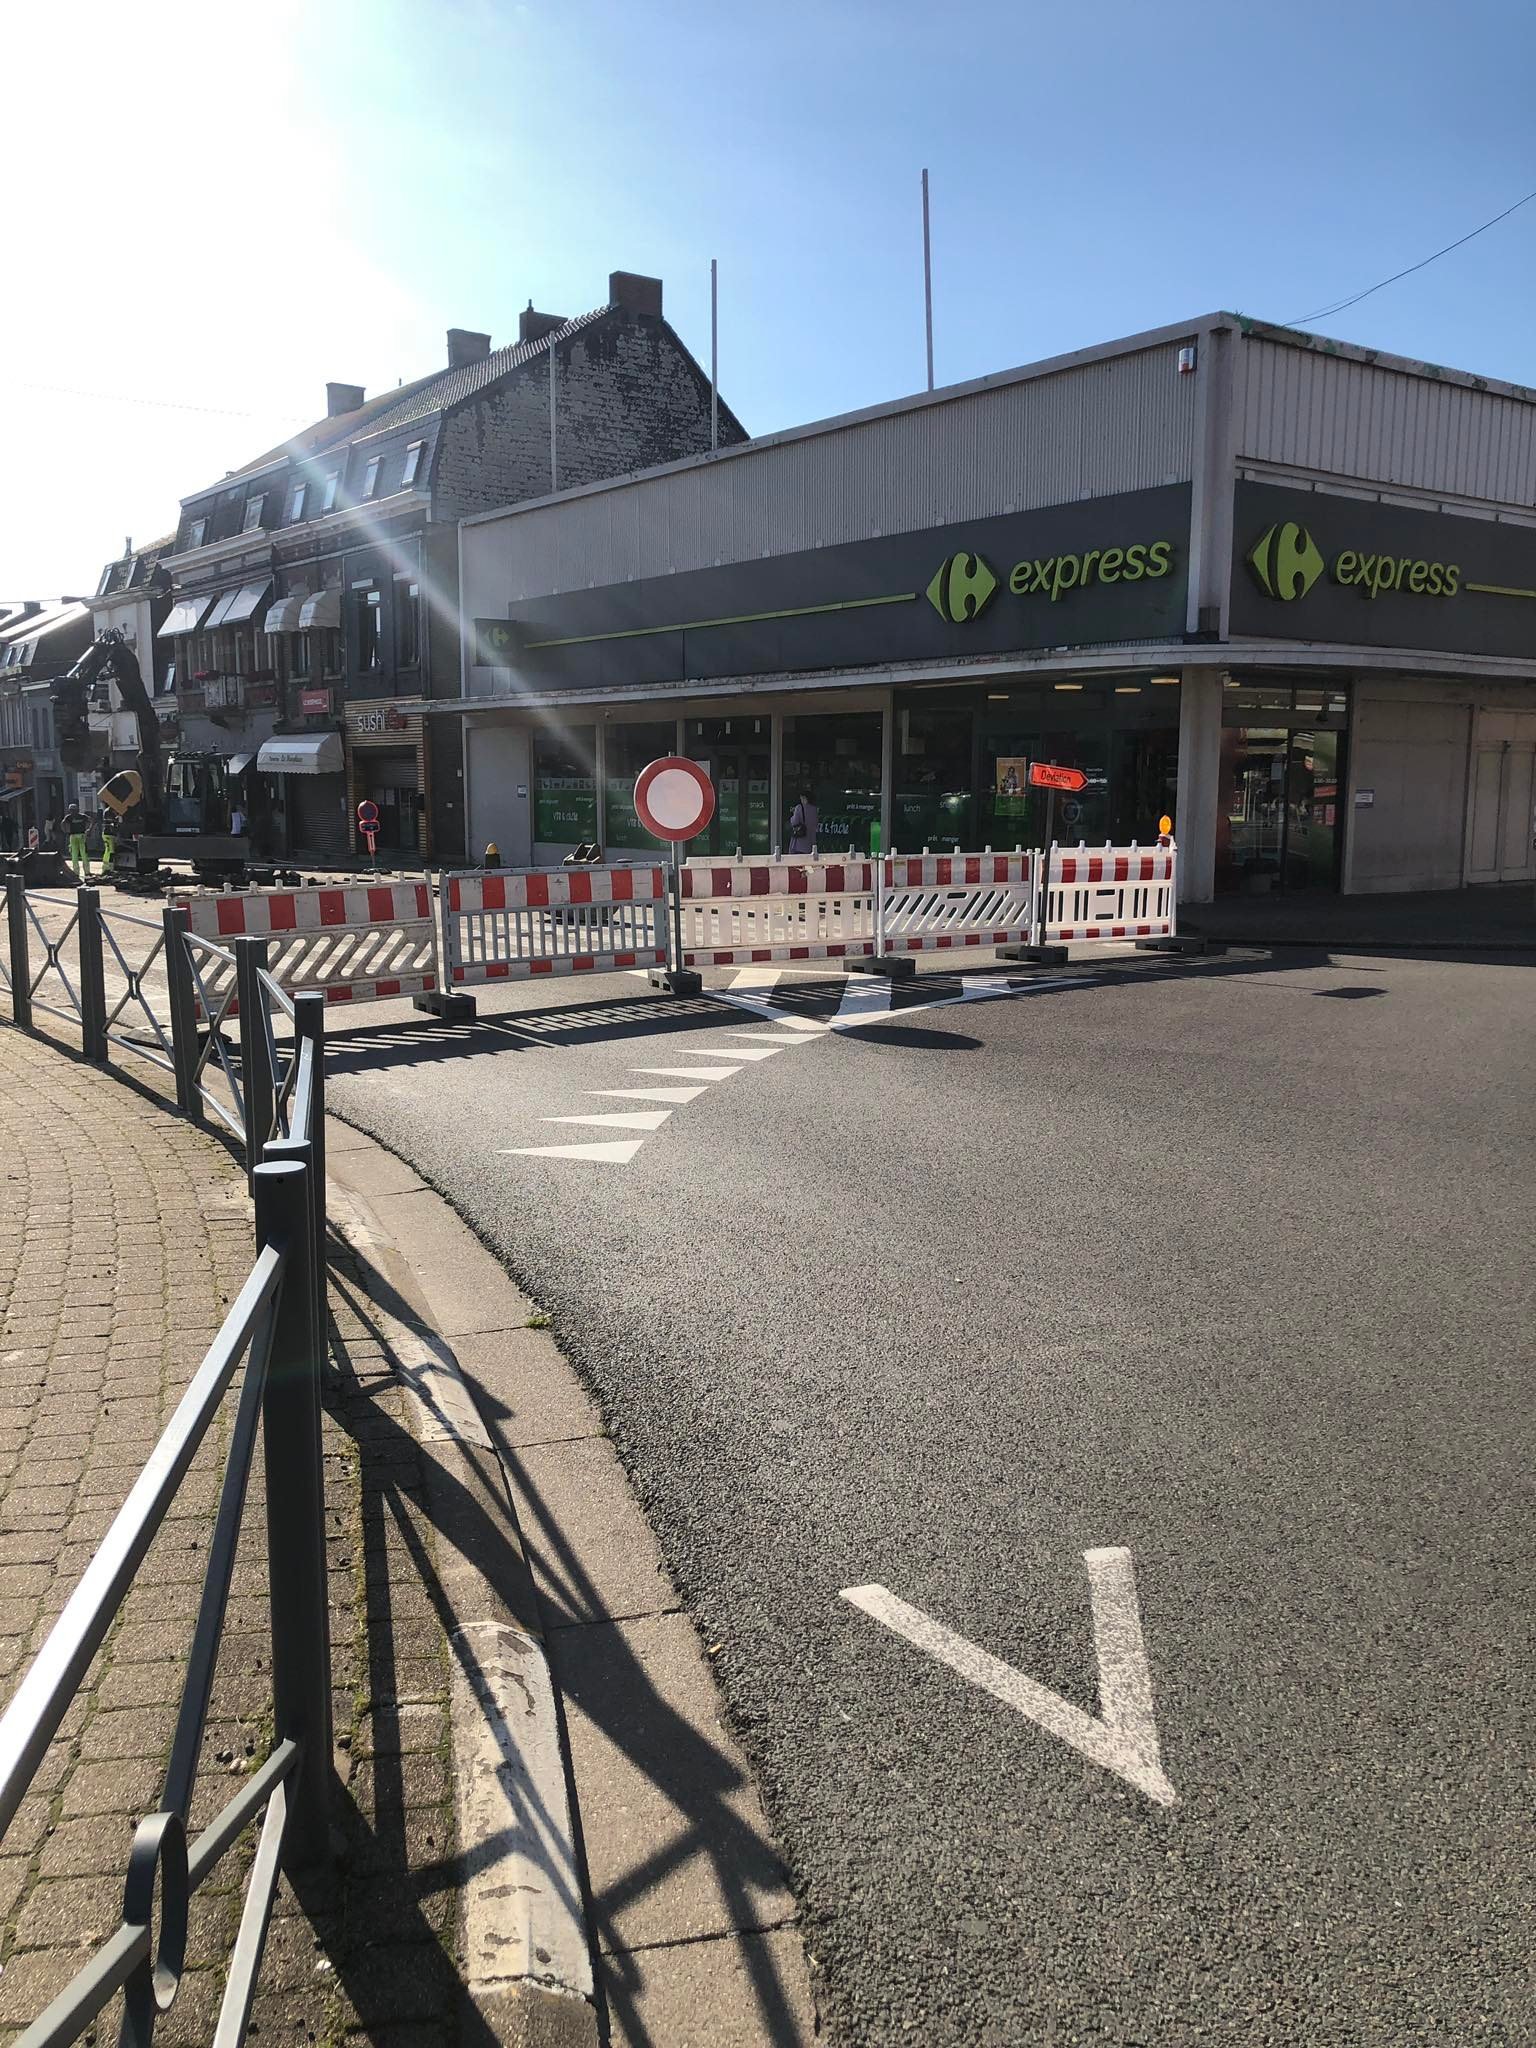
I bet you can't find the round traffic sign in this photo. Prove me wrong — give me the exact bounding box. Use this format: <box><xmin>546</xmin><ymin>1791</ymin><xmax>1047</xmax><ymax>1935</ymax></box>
<box><xmin>634</xmin><ymin>756</ymin><xmax>715</xmax><ymax>843</ymax></box>
<box><xmin>357</xmin><ymin>800</ymin><xmax>380</xmax><ymax>827</ymax></box>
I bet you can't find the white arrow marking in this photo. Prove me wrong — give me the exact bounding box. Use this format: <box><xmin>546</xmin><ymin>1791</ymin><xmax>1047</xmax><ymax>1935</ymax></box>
<box><xmin>841</xmin><ymin>1548</ymin><xmax>1176</xmax><ymax>1807</ymax></box>
<box><xmin>499</xmin><ymin>1139</ymin><xmax>646</xmax><ymax>1163</ymax></box>
<box><xmin>715</xmin><ymin>990</ymin><xmax>833</xmax><ymax>1032</ymax></box>
<box><xmin>589</xmin><ymin>1086</ymin><xmax>706</xmax><ymax>1105</ymax></box>
<box><xmin>630</xmin><ymin>1065</ymin><xmax>743</xmax><ymax>1082</ymax></box>
<box><xmin>728</xmin><ymin>1032</ymin><xmax>816</xmax><ymax>1049</ymax></box>
<box><xmin>542</xmin><ymin>1109</ymin><xmax>672</xmax><ymax>1132</ymax></box>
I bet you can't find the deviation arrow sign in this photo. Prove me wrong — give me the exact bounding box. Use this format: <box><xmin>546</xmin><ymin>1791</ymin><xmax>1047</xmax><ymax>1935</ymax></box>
<box><xmin>842</xmin><ymin>1546</ymin><xmax>1177</xmax><ymax>1806</ymax></box>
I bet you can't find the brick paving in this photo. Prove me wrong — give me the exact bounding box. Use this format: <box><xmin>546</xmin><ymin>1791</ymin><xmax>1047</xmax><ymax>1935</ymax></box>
<box><xmin>0</xmin><ymin>1030</ymin><xmax>466</xmax><ymax>2046</ymax></box>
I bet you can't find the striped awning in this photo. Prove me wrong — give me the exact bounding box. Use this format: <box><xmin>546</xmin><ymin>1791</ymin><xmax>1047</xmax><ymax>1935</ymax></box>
<box><xmin>158</xmin><ymin>595</ymin><xmax>213</xmax><ymax>637</ymax></box>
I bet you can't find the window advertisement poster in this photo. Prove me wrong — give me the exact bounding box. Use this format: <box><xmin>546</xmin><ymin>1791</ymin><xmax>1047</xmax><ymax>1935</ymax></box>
<box><xmin>994</xmin><ymin>756</ymin><xmax>1030</xmax><ymax>817</ymax></box>
<box><xmin>534</xmin><ymin>774</ymin><xmax>597</xmax><ymax>843</ymax></box>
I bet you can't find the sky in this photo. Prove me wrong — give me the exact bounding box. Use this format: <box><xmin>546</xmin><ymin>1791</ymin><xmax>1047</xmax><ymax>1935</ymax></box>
<box><xmin>4</xmin><ymin>0</ymin><xmax>1534</xmax><ymax>597</ymax></box>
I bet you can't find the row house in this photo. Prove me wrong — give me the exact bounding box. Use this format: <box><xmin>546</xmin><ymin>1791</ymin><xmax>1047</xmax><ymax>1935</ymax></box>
<box><xmin>157</xmin><ymin>270</ymin><xmax>744</xmax><ymax>864</ymax></box>
<box><xmin>0</xmin><ymin>601</ymin><xmax>92</xmax><ymax>839</ymax></box>
<box><xmin>84</xmin><ymin>538</ymin><xmax>176</xmax><ymax>780</ymax></box>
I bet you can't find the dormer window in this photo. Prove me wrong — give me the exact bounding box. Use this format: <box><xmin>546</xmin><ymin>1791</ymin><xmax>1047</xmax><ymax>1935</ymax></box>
<box><xmin>361</xmin><ymin>457</ymin><xmax>382</xmax><ymax>499</ymax></box>
<box><xmin>187</xmin><ymin>517</ymin><xmax>207</xmax><ymax>549</ymax></box>
<box><xmin>320</xmin><ymin>470</ymin><xmax>339</xmax><ymax>514</ymax></box>
<box><xmin>289</xmin><ymin>481</ymin><xmax>307</xmax><ymax>522</ymax></box>
<box><xmin>96</xmin><ymin>564</ymin><xmax>114</xmax><ymax>597</ymax></box>
<box><xmin>242</xmin><ymin>495</ymin><xmax>266</xmax><ymax>533</ymax></box>
<box><xmin>401</xmin><ymin>440</ymin><xmax>424</xmax><ymax>488</ymax></box>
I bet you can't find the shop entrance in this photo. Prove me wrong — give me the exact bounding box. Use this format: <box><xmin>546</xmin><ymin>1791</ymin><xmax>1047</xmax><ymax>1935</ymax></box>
<box><xmin>685</xmin><ymin>717</ymin><xmax>771</xmax><ymax>856</ymax></box>
<box><xmin>1465</xmin><ymin>716</ymin><xmax>1536</xmax><ymax>883</ymax></box>
<box><xmin>357</xmin><ymin>748</ymin><xmax>421</xmax><ymax>854</ymax></box>
<box><xmin>1217</xmin><ymin>683</ymin><xmax>1349</xmax><ymax>894</ymax></box>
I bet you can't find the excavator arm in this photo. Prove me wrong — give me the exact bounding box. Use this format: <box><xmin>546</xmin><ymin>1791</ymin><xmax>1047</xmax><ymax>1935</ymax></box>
<box><xmin>66</xmin><ymin>631</ymin><xmax>164</xmax><ymax>832</ymax></box>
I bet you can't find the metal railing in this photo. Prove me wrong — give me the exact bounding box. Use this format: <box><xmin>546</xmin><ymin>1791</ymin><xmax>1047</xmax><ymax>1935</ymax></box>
<box><xmin>0</xmin><ymin>881</ymin><xmax>333</xmax><ymax>2047</ymax></box>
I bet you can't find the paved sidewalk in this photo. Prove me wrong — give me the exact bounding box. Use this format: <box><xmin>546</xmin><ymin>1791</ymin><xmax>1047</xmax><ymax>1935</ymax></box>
<box><xmin>0</xmin><ymin>1033</ymin><xmax>465</xmax><ymax>2045</ymax></box>
<box><xmin>1182</xmin><ymin>879</ymin><xmax>1536</xmax><ymax>948</ymax></box>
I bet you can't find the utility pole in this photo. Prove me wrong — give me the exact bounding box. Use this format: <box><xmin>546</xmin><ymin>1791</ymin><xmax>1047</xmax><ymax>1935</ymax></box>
<box><xmin>922</xmin><ymin>168</ymin><xmax>935</xmax><ymax>393</ymax></box>
<box><xmin>710</xmin><ymin>258</ymin><xmax>719</xmax><ymax>451</ymax></box>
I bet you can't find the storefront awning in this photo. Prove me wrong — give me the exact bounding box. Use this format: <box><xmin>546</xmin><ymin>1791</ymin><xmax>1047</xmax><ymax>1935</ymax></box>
<box><xmin>227</xmin><ymin>751</ymin><xmax>258</xmax><ymax>777</ymax></box>
<box><xmin>157</xmin><ymin>596</ymin><xmax>212</xmax><ymax>638</ymax></box>
<box><xmin>204</xmin><ymin>580</ymin><xmax>272</xmax><ymax>631</ymax></box>
<box><xmin>297</xmin><ymin>588</ymin><xmax>341</xmax><ymax>631</ymax></box>
<box><xmin>262</xmin><ymin>592</ymin><xmax>307</xmax><ymax>634</ymax></box>
<box><xmin>256</xmin><ymin>733</ymin><xmax>344</xmax><ymax>777</ymax></box>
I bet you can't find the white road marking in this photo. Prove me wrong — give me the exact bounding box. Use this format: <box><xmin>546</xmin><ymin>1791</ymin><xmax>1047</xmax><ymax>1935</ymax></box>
<box><xmin>679</xmin><ymin>1044</ymin><xmax>786</xmax><ymax>1062</ymax></box>
<box><xmin>832</xmin><ymin>977</ymin><xmax>893</xmax><ymax>1026</ymax></box>
<box><xmin>589</xmin><ymin>1086</ymin><xmax>706</xmax><ymax>1105</ymax></box>
<box><xmin>841</xmin><ymin>1548</ymin><xmax>1176</xmax><ymax>1807</ymax></box>
<box><xmin>542</xmin><ymin>1109</ymin><xmax>672</xmax><ymax>1132</ymax></box>
<box><xmin>499</xmin><ymin>1139</ymin><xmax>645</xmax><ymax>1164</ymax></box>
<box><xmin>630</xmin><ymin>1065</ymin><xmax>744</xmax><ymax>1082</ymax></box>
<box><xmin>728</xmin><ymin>1032</ymin><xmax>816</xmax><ymax>1049</ymax></box>
<box><xmin>714</xmin><ymin>990</ymin><xmax>834</xmax><ymax>1031</ymax></box>
<box><xmin>728</xmin><ymin>966</ymin><xmax>783</xmax><ymax>992</ymax></box>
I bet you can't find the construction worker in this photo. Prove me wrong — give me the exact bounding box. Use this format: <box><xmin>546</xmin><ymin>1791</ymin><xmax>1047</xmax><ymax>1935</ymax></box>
<box><xmin>63</xmin><ymin>803</ymin><xmax>90</xmax><ymax>880</ymax></box>
<box><xmin>98</xmin><ymin>809</ymin><xmax>116</xmax><ymax>874</ymax></box>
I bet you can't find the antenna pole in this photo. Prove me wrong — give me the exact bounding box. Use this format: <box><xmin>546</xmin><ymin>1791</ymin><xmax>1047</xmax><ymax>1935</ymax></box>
<box><xmin>922</xmin><ymin>168</ymin><xmax>935</xmax><ymax>392</ymax></box>
<box><xmin>710</xmin><ymin>258</ymin><xmax>719</xmax><ymax>450</ymax></box>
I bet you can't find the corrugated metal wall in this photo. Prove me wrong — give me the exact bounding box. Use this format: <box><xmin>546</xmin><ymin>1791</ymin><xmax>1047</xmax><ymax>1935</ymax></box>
<box><xmin>1235</xmin><ymin>338</ymin><xmax>1536</xmax><ymax>505</ymax></box>
<box><xmin>468</xmin><ymin>342</ymin><xmax>1198</xmax><ymax>605</ymax></box>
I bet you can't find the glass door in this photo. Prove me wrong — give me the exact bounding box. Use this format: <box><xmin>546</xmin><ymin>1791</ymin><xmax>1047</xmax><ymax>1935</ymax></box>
<box><xmin>1216</xmin><ymin>726</ymin><xmax>1342</xmax><ymax>892</ymax></box>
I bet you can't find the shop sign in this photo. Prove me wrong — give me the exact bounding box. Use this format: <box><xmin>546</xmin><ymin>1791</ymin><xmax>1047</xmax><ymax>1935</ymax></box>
<box><xmin>299</xmin><ymin>687</ymin><xmax>331</xmax><ymax>715</ymax></box>
<box><xmin>350</xmin><ymin>705</ymin><xmax>411</xmax><ymax>735</ymax></box>
<box><xmin>1231</xmin><ymin>481</ymin><xmax>1536</xmax><ymax>658</ymax></box>
<box><xmin>477</xmin><ymin>483</ymin><xmax>1191</xmax><ymax>693</ymax></box>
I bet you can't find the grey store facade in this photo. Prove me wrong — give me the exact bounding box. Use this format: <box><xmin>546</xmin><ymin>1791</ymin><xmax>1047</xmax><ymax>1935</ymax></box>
<box><xmin>451</xmin><ymin>314</ymin><xmax>1536</xmax><ymax>899</ymax></box>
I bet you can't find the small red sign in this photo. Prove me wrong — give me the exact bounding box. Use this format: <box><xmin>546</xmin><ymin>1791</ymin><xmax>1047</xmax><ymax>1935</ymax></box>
<box><xmin>1028</xmin><ymin>762</ymin><xmax>1088</xmax><ymax>793</ymax></box>
<box><xmin>299</xmin><ymin>687</ymin><xmax>331</xmax><ymax>715</ymax></box>
<box><xmin>634</xmin><ymin>756</ymin><xmax>716</xmax><ymax>843</ymax></box>
<box><xmin>357</xmin><ymin>800</ymin><xmax>380</xmax><ymax>829</ymax></box>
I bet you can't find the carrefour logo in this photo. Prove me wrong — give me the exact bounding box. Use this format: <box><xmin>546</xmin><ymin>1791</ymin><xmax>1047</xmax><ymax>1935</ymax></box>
<box><xmin>1248</xmin><ymin>520</ymin><xmax>1462</xmax><ymax>602</ymax></box>
<box><xmin>926</xmin><ymin>552</ymin><xmax>998</xmax><ymax>623</ymax></box>
<box><xmin>928</xmin><ymin>536</ymin><xmax>1176</xmax><ymax>623</ymax></box>
<box><xmin>1248</xmin><ymin>522</ymin><xmax>1324</xmax><ymax>602</ymax></box>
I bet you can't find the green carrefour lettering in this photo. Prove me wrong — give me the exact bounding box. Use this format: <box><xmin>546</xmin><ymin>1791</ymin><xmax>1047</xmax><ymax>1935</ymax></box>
<box><xmin>1409</xmin><ymin>561</ymin><xmax>1429</xmax><ymax>593</ymax></box>
<box><xmin>1122</xmin><ymin>544</ymin><xmax>1147</xmax><ymax>582</ymax></box>
<box><xmin>1444</xmin><ymin>564</ymin><xmax>1460</xmax><ymax>595</ymax></box>
<box><xmin>1098</xmin><ymin>546</ymin><xmax>1124</xmax><ymax>583</ymax></box>
<box><xmin>1146</xmin><ymin>541</ymin><xmax>1172</xmax><ymax>578</ymax></box>
<box><xmin>1370</xmin><ymin>556</ymin><xmax>1398</xmax><ymax>598</ymax></box>
<box><xmin>1009</xmin><ymin>561</ymin><xmax>1032</xmax><ymax>596</ymax></box>
<box><xmin>1051</xmin><ymin>555</ymin><xmax>1081</xmax><ymax>601</ymax></box>
<box><xmin>1334</xmin><ymin>550</ymin><xmax>1358</xmax><ymax>585</ymax></box>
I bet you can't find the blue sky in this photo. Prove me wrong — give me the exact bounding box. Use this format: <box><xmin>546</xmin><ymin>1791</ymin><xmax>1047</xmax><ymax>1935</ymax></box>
<box><xmin>6</xmin><ymin>0</ymin><xmax>1534</xmax><ymax>593</ymax></box>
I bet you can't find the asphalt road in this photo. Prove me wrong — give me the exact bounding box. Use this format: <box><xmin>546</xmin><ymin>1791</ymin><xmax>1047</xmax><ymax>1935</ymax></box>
<box><xmin>327</xmin><ymin>947</ymin><xmax>1535</xmax><ymax>2045</ymax></box>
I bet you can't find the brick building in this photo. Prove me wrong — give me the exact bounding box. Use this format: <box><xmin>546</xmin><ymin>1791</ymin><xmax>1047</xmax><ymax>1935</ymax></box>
<box><xmin>156</xmin><ymin>272</ymin><xmax>744</xmax><ymax>864</ymax></box>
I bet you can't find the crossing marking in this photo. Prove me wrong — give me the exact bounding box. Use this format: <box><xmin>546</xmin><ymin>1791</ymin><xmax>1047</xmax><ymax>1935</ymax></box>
<box><xmin>542</xmin><ymin>1110</ymin><xmax>673</xmax><ymax>1133</ymax></box>
<box><xmin>832</xmin><ymin>977</ymin><xmax>893</xmax><ymax>1027</ymax></box>
<box><xmin>499</xmin><ymin>1139</ymin><xmax>645</xmax><ymax>1164</ymax></box>
<box><xmin>842</xmin><ymin>1548</ymin><xmax>1175</xmax><ymax>1807</ymax></box>
<box><xmin>677</xmin><ymin>1044</ymin><xmax>786</xmax><ymax>1062</ymax></box>
<box><xmin>728</xmin><ymin>1033</ymin><xmax>817</xmax><ymax>1049</ymax></box>
<box><xmin>630</xmin><ymin>1065</ymin><xmax>744</xmax><ymax>1082</ymax></box>
<box><xmin>589</xmin><ymin>1086</ymin><xmax>706</xmax><ymax>1105</ymax></box>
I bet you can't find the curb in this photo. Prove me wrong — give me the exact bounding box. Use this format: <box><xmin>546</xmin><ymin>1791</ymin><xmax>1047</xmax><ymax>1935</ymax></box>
<box><xmin>1181</xmin><ymin>931</ymin><xmax>1536</xmax><ymax>953</ymax></box>
<box><xmin>327</xmin><ymin>1178</ymin><xmax>601</xmax><ymax>2047</ymax></box>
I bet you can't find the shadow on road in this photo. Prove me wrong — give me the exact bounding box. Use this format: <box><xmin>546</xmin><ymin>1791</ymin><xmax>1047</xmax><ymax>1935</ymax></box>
<box><xmin>325</xmin><ymin>1232</ymin><xmax>810</xmax><ymax>2047</ymax></box>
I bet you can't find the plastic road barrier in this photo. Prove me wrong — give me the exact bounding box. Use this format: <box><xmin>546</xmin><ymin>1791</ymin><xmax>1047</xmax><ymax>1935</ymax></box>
<box><xmin>443</xmin><ymin>864</ymin><xmax>668</xmax><ymax>986</ymax></box>
<box><xmin>178</xmin><ymin>881</ymin><xmax>440</xmax><ymax>1017</ymax></box>
<box><xmin>1036</xmin><ymin>842</ymin><xmax>1177</xmax><ymax>947</ymax></box>
<box><xmin>879</xmin><ymin>853</ymin><xmax>1037</xmax><ymax>955</ymax></box>
<box><xmin>677</xmin><ymin>860</ymin><xmax>880</xmax><ymax>968</ymax></box>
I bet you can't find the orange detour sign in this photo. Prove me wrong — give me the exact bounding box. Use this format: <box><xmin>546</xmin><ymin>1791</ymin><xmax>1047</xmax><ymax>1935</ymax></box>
<box><xmin>1027</xmin><ymin>762</ymin><xmax>1088</xmax><ymax>793</ymax></box>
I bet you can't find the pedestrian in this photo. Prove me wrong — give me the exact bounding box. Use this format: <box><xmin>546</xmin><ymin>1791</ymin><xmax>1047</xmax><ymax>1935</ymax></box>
<box><xmin>42</xmin><ymin>815</ymin><xmax>56</xmax><ymax>852</ymax></box>
<box><xmin>63</xmin><ymin>803</ymin><xmax>90</xmax><ymax>880</ymax></box>
<box><xmin>787</xmin><ymin>789</ymin><xmax>818</xmax><ymax>855</ymax></box>
<box><xmin>229</xmin><ymin>801</ymin><xmax>246</xmax><ymax>838</ymax></box>
<box><xmin>0</xmin><ymin>808</ymin><xmax>14</xmax><ymax>853</ymax></box>
<box><xmin>99</xmin><ymin>808</ymin><xmax>117</xmax><ymax>873</ymax></box>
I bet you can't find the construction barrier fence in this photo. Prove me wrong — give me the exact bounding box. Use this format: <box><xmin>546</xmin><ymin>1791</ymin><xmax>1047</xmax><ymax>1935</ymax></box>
<box><xmin>443</xmin><ymin>863</ymin><xmax>668</xmax><ymax>986</ymax></box>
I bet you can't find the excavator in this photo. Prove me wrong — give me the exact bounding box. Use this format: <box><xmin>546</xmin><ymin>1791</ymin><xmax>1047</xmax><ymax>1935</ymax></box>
<box><xmin>61</xmin><ymin>630</ymin><xmax>262</xmax><ymax>890</ymax></box>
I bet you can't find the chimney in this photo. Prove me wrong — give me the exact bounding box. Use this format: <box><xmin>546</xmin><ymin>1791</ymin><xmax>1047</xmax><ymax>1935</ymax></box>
<box><xmin>447</xmin><ymin>328</ymin><xmax>492</xmax><ymax>368</ymax></box>
<box><xmin>519</xmin><ymin>301</ymin><xmax>569</xmax><ymax>345</ymax></box>
<box><xmin>326</xmin><ymin>381</ymin><xmax>365</xmax><ymax>417</ymax></box>
<box><xmin>609</xmin><ymin>271</ymin><xmax>662</xmax><ymax>319</ymax></box>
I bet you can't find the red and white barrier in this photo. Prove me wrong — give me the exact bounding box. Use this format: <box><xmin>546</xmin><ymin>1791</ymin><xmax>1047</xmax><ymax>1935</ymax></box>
<box><xmin>444</xmin><ymin>864</ymin><xmax>668</xmax><ymax>986</ymax></box>
<box><xmin>678</xmin><ymin>860</ymin><xmax>879</xmax><ymax>968</ymax></box>
<box><xmin>178</xmin><ymin>880</ymin><xmax>440</xmax><ymax>1015</ymax></box>
<box><xmin>880</xmin><ymin>853</ymin><xmax>1036</xmax><ymax>954</ymax></box>
<box><xmin>1036</xmin><ymin>843</ymin><xmax>1177</xmax><ymax>946</ymax></box>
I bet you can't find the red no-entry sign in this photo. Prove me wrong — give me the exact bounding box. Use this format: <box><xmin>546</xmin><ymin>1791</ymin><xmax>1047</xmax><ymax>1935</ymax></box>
<box><xmin>1028</xmin><ymin>762</ymin><xmax>1088</xmax><ymax>793</ymax></box>
<box><xmin>634</xmin><ymin>756</ymin><xmax>715</xmax><ymax>843</ymax></box>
